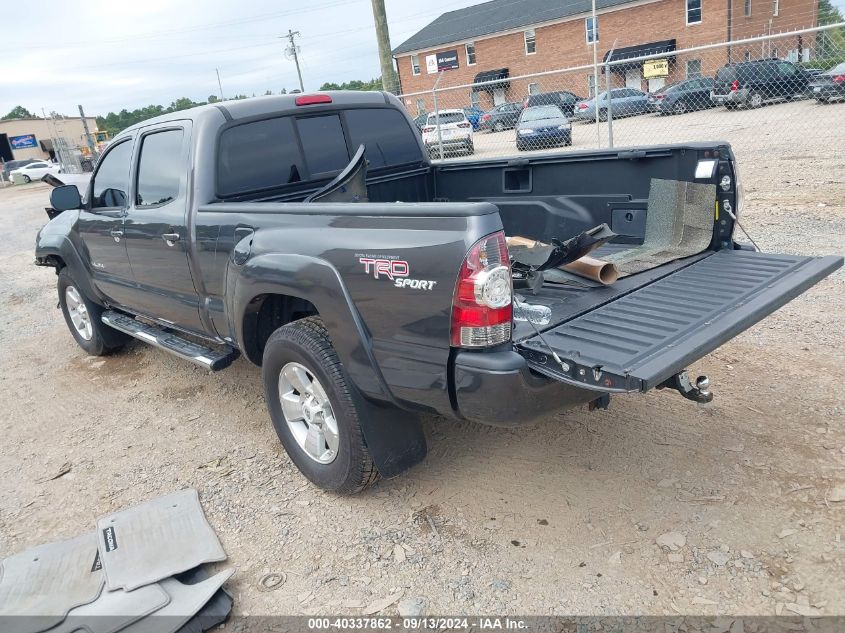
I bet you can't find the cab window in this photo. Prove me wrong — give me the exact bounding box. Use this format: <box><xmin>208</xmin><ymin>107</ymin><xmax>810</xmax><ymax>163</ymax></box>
<box><xmin>91</xmin><ymin>141</ymin><xmax>132</xmax><ymax>209</ymax></box>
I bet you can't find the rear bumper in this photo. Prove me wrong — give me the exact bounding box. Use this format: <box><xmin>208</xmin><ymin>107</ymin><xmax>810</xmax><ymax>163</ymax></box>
<box><xmin>452</xmin><ymin>350</ymin><xmax>597</xmax><ymax>427</ymax></box>
<box><xmin>711</xmin><ymin>89</ymin><xmax>747</xmax><ymax>105</ymax></box>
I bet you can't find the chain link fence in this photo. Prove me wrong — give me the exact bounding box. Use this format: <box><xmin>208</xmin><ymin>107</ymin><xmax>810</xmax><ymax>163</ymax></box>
<box><xmin>398</xmin><ymin>24</ymin><xmax>845</xmax><ymax>166</ymax></box>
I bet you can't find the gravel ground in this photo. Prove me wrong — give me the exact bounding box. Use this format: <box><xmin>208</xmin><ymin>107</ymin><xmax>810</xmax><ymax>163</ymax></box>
<box><xmin>0</xmin><ymin>127</ymin><xmax>843</xmax><ymax>618</ymax></box>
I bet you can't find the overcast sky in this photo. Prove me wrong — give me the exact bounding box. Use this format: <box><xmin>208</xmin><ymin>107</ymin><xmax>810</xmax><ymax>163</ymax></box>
<box><xmin>2</xmin><ymin>0</ymin><xmax>844</xmax><ymax>118</ymax></box>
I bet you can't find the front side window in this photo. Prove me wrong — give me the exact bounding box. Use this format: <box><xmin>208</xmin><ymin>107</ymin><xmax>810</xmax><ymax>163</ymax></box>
<box><xmin>585</xmin><ymin>16</ymin><xmax>599</xmax><ymax>44</ymax></box>
<box><xmin>686</xmin><ymin>0</ymin><xmax>702</xmax><ymax>24</ymax></box>
<box><xmin>345</xmin><ymin>108</ymin><xmax>422</xmax><ymax>169</ymax></box>
<box><xmin>218</xmin><ymin>117</ymin><xmax>304</xmax><ymax>197</ymax></box>
<box><xmin>686</xmin><ymin>58</ymin><xmax>702</xmax><ymax>78</ymax></box>
<box><xmin>524</xmin><ymin>29</ymin><xmax>536</xmax><ymax>55</ymax></box>
<box><xmin>135</xmin><ymin>129</ymin><xmax>183</xmax><ymax>206</ymax></box>
<box><xmin>91</xmin><ymin>140</ymin><xmax>132</xmax><ymax>209</ymax></box>
<box><xmin>411</xmin><ymin>54</ymin><xmax>420</xmax><ymax>76</ymax></box>
<box><xmin>465</xmin><ymin>42</ymin><xmax>476</xmax><ymax>65</ymax></box>
<box><xmin>297</xmin><ymin>114</ymin><xmax>349</xmax><ymax>176</ymax></box>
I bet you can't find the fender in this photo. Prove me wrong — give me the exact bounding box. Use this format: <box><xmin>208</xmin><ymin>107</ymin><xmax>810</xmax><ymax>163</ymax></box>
<box><xmin>35</xmin><ymin>211</ymin><xmax>105</xmax><ymax>305</ymax></box>
<box><xmin>228</xmin><ymin>252</ymin><xmax>427</xmax><ymax>478</ymax></box>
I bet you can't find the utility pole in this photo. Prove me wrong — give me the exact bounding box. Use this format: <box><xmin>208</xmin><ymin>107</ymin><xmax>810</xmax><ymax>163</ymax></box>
<box><xmin>590</xmin><ymin>0</ymin><xmax>601</xmax><ymax>145</ymax></box>
<box><xmin>78</xmin><ymin>105</ymin><xmax>99</xmax><ymax>161</ymax></box>
<box><xmin>370</xmin><ymin>0</ymin><xmax>400</xmax><ymax>94</ymax></box>
<box><xmin>216</xmin><ymin>68</ymin><xmax>226</xmax><ymax>101</ymax></box>
<box><xmin>283</xmin><ymin>30</ymin><xmax>305</xmax><ymax>92</ymax></box>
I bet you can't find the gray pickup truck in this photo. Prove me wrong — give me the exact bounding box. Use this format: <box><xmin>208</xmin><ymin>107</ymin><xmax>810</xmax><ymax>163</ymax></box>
<box><xmin>35</xmin><ymin>91</ymin><xmax>841</xmax><ymax>493</ymax></box>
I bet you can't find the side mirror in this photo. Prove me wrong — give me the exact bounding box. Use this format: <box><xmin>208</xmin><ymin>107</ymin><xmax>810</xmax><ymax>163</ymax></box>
<box><xmin>50</xmin><ymin>185</ymin><xmax>82</xmax><ymax>212</ymax></box>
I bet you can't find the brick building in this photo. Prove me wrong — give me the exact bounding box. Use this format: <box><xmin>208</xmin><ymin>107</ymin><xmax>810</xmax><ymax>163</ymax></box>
<box><xmin>392</xmin><ymin>0</ymin><xmax>818</xmax><ymax>113</ymax></box>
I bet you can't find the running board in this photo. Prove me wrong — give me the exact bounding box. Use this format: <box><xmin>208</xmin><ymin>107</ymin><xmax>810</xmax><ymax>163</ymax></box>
<box><xmin>101</xmin><ymin>311</ymin><xmax>238</xmax><ymax>371</ymax></box>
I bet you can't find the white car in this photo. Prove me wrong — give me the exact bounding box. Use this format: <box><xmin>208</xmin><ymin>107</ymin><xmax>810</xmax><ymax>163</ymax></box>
<box><xmin>421</xmin><ymin>109</ymin><xmax>474</xmax><ymax>157</ymax></box>
<box><xmin>10</xmin><ymin>161</ymin><xmax>61</xmax><ymax>183</ymax></box>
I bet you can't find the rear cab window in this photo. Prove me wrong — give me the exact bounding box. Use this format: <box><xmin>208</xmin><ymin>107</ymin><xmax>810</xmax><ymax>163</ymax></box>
<box><xmin>217</xmin><ymin>107</ymin><xmax>422</xmax><ymax>198</ymax></box>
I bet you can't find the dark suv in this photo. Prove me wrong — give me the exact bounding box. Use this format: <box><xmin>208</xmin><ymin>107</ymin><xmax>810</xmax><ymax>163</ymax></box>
<box><xmin>523</xmin><ymin>91</ymin><xmax>583</xmax><ymax>116</ymax></box>
<box><xmin>711</xmin><ymin>59</ymin><xmax>809</xmax><ymax>109</ymax></box>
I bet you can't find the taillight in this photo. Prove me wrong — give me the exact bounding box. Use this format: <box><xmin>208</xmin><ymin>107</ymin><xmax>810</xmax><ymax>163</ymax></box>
<box><xmin>833</xmin><ymin>75</ymin><xmax>845</xmax><ymax>84</ymax></box>
<box><xmin>450</xmin><ymin>231</ymin><xmax>512</xmax><ymax>348</ymax></box>
<box><xmin>730</xmin><ymin>80</ymin><xmax>740</xmax><ymax>91</ymax></box>
<box><xmin>656</xmin><ymin>94</ymin><xmax>665</xmax><ymax>100</ymax></box>
<box><xmin>578</xmin><ymin>103</ymin><xmax>588</xmax><ymax>109</ymax></box>
<box><xmin>295</xmin><ymin>94</ymin><xmax>332</xmax><ymax>106</ymax></box>
<box><xmin>422</xmin><ymin>126</ymin><xmax>434</xmax><ymax>133</ymax></box>
<box><xmin>481</xmin><ymin>114</ymin><xmax>491</xmax><ymax>121</ymax></box>
<box><xmin>457</xmin><ymin>122</ymin><xmax>471</xmax><ymax>128</ymax></box>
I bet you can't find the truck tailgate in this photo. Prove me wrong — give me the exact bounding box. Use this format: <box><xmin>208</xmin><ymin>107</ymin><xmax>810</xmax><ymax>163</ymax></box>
<box><xmin>517</xmin><ymin>250</ymin><xmax>842</xmax><ymax>392</ymax></box>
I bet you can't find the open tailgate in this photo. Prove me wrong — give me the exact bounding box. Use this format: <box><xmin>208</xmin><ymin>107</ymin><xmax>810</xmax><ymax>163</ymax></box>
<box><xmin>517</xmin><ymin>250</ymin><xmax>842</xmax><ymax>392</ymax></box>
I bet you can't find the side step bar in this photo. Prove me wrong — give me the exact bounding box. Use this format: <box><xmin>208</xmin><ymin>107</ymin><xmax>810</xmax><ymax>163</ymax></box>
<box><xmin>102</xmin><ymin>310</ymin><xmax>238</xmax><ymax>371</ymax></box>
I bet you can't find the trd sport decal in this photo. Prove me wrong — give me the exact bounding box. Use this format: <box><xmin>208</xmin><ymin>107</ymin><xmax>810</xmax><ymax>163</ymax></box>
<box><xmin>356</xmin><ymin>256</ymin><xmax>437</xmax><ymax>290</ymax></box>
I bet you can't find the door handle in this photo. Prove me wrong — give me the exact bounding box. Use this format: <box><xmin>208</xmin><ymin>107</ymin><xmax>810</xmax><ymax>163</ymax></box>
<box><xmin>161</xmin><ymin>232</ymin><xmax>180</xmax><ymax>244</ymax></box>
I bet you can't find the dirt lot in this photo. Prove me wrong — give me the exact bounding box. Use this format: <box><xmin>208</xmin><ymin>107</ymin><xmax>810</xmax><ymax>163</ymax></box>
<box><xmin>0</xmin><ymin>117</ymin><xmax>843</xmax><ymax>617</ymax></box>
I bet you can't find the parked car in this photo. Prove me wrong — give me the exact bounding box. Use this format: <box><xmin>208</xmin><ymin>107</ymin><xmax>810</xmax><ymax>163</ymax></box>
<box><xmin>711</xmin><ymin>59</ymin><xmax>809</xmax><ymax>109</ymax></box>
<box><xmin>649</xmin><ymin>77</ymin><xmax>715</xmax><ymax>114</ymax></box>
<box><xmin>515</xmin><ymin>105</ymin><xmax>571</xmax><ymax>151</ymax></box>
<box><xmin>807</xmin><ymin>62</ymin><xmax>845</xmax><ymax>103</ymax></box>
<box><xmin>10</xmin><ymin>160</ymin><xmax>61</xmax><ymax>183</ymax></box>
<box><xmin>478</xmin><ymin>102</ymin><xmax>522</xmax><ymax>132</ymax></box>
<box><xmin>462</xmin><ymin>107</ymin><xmax>484</xmax><ymax>130</ymax></box>
<box><xmin>422</xmin><ymin>109</ymin><xmax>474</xmax><ymax>156</ymax></box>
<box><xmin>523</xmin><ymin>91</ymin><xmax>583</xmax><ymax>116</ymax></box>
<box><xmin>412</xmin><ymin>113</ymin><xmax>428</xmax><ymax>132</ymax></box>
<box><xmin>35</xmin><ymin>91</ymin><xmax>841</xmax><ymax>493</ymax></box>
<box><xmin>573</xmin><ymin>88</ymin><xmax>650</xmax><ymax>121</ymax></box>
<box><xmin>1</xmin><ymin>158</ymin><xmax>37</xmax><ymax>182</ymax></box>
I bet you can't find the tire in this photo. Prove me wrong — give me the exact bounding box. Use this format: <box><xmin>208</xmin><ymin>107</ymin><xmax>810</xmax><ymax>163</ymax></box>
<box><xmin>748</xmin><ymin>92</ymin><xmax>763</xmax><ymax>108</ymax></box>
<box><xmin>23</xmin><ymin>175</ymin><xmax>31</xmax><ymax>183</ymax></box>
<box><xmin>564</xmin><ymin>136</ymin><xmax>572</xmax><ymax>147</ymax></box>
<box><xmin>673</xmin><ymin>101</ymin><xmax>687</xmax><ymax>115</ymax></box>
<box><xmin>262</xmin><ymin>316</ymin><xmax>379</xmax><ymax>494</ymax></box>
<box><xmin>725</xmin><ymin>103</ymin><xmax>738</xmax><ymax>110</ymax></box>
<box><xmin>57</xmin><ymin>268</ymin><xmax>128</xmax><ymax>356</ymax></box>
<box><xmin>599</xmin><ymin>109</ymin><xmax>607</xmax><ymax>122</ymax></box>
<box><xmin>493</xmin><ymin>121</ymin><xmax>504</xmax><ymax>133</ymax></box>
<box><xmin>465</xmin><ymin>141</ymin><xmax>474</xmax><ymax>155</ymax></box>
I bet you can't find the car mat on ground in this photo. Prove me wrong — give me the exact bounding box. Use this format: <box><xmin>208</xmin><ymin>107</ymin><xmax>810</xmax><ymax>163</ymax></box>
<box><xmin>118</xmin><ymin>569</ymin><xmax>234</xmax><ymax>633</ymax></box>
<box><xmin>603</xmin><ymin>179</ymin><xmax>716</xmax><ymax>276</ymax></box>
<box><xmin>95</xmin><ymin>489</ymin><xmax>226</xmax><ymax>592</ymax></box>
<box><xmin>0</xmin><ymin>532</ymin><xmax>104</xmax><ymax>633</ymax></box>
<box><xmin>43</xmin><ymin>582</ymin><xmax>170</xmax><ymax>633</ymax></box>
<box><xmin>173</xmin><ymin>566</ymin><xmax>234</xmax><ymax>633</ymax></box>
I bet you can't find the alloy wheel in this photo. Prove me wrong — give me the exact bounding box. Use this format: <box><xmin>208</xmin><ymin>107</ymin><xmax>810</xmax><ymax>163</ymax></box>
<box><xmin>278</xmin><ymin>362</ymin><xmax>339</xmax><ymax>464</ymax></box>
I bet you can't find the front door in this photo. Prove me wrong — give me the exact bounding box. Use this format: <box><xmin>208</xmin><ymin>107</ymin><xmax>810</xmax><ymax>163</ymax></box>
<box><xmin>493</xmin><ymin>88</ymin><xmax>506</xmax><ymax>106</ymax></box>
<box><xmin>122</xmin><ymin>124</ymin><xmax>203</xmax><ymax>332</ymax></box>
<box><xmin>77</xmin><ymin>138</ymin><xmax>137</xmax><ymax>308</ymax></box>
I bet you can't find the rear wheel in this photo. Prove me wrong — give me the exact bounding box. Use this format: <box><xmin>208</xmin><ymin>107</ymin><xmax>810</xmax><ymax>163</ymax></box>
<box><xmin>262</xmin><ymin>317</ymin><xmax>379</xmax><ymax>494</ymax></box>
<box><xmin>465</xmin><ymin>140</ymin><xmax>474</xmax><ymax>155</ymax></box>
<box><xmin>748</xmin><ymin>92</ymin><xmax>763</xmax><ymax>108</ymax></box>
<box><xmin>673</xmin><ymin>101</ymin><xmax>687</xmax><ymax>115</ymax></box>
<box><xmin>493</xmin><ymin>121</ymin><xmax>504</xmax><ymax>133</ymax></box>
<box><xmin>598</xmin><ymin>109</ymin><xmax>608</xmax><ymax>122</ymax></box>
<box><xmin>57</xmin><ymin>268</ymin><xmax>128</xmax><ymax>356</ymax></box>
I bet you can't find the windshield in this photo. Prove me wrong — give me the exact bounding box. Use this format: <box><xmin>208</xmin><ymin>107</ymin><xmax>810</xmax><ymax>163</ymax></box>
<box><xmin>655</xmin><ymin>80</ymin><xmax>683</xmax><ymax>94</ymax></box>
<box><xmin>427</xmin><ymin>112</ymin><xmax>464</xmax><ymax>125</ymax></box>
<box><xmin>521</xmin><ymin>105</ymin><xmax>562</xmax><ymax>122</ymax></box>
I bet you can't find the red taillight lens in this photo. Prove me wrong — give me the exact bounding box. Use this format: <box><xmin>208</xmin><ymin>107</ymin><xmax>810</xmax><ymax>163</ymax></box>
<box><xmin>295</xmin><ymin>94</ymin><xmax>332</xmax><ymax>106</ymax></box>
<box><xmin>457</xmin><ymin>122</ymin><xmax>471</xmax><ymax>128</ymax></box>
<box><xmin>422</xmin><ymin>126</ymin><xmax>434</xmax><ymax>133</ymax></box>
<box><xmin>481</xmin><ymin>114</ymin><xmax>491</xmax><ymax>120</ymax></box>
<box><xmin>833</xmin><ymin>75</ymin><xmax>845</xmax><ymax>84</ymax></box>
<box><xmin>656</xmin><ymin>94</ymin><xmax>665</xmax><ymax>100</ymax></box>
<box><xmin>730</xmin><ymin>80</ymin><xmax>740</xmax><ymax>91</ymax></box>
<box><xmin>451</xmin><ymin>231</ymin><xmax>513</xmax><ymax>347</ymax></box>
<box><xmin>578</xmin><ymin>103</ymin><xmax>588</xmax><ymax>109</ymax></box>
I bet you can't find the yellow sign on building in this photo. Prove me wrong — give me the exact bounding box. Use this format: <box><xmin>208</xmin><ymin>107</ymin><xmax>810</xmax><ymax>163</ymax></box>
<box><xmin>643</xmin><ymin>59</ymin><xmax>669</xmax><ymax>78</ymax></box>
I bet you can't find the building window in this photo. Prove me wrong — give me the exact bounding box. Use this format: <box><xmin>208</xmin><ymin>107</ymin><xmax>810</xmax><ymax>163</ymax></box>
<box><xmin>771</xmin><ymin>46</ymin><xmax>779</xmax><ymax>58</ymax></box>
<box><xmin>686</xmin><ymin>59</ymin><xmax>702</xmax><ymax>78</ymax></box>
<box><xmin>415</xmin><ymin>98</ymin><xmax>426</xmax><ymax>115</ymax></box>
<box><xmin>465</xmin><ymin>42</ymin><xmax>476</xmax><ymax>65</ymax></box>
<box><xmin>686</xmin><ymin>0</ymin><xmax>701</xmax><ymax>24</ymax></box>
<box><xmin>585</xmin><ymin>16</ymin><xmax>599</xmax><ymax>44</ymax></box>
<box><xmin>524</xmin><ymin>28</ymin><xmax>536</xmax><ymax>55</ymax></box>
<box><xmin>744</xmin><ymin>51</ymin><xmax>752</xmax><ymax>61</ymax></box>
<box><xmin>744</xmin><ymin>0</ymin><xmax>752</xmax><ymax>16</ymax></box>
<box><xmin>470</xmin><ymin>91</ymin><xmax>480</xmax><ymax>107</ymax></box>
<box><xmin>411</xmin><ymin>54</ymin><xmax>420</xmax><ymax>76</ymax></box>
<box><xmin>772</xmin><ymin>0</ymin><xmax>779</xmax><ymax>16</ymax></box>
<box><xmin>528</xmin><ymin>82</ymin><xmax>539</xmax><ymax>95</ymax></box>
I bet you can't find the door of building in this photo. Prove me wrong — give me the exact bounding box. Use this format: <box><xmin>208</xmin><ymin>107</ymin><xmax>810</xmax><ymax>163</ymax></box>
<box><xmin>625</xmin><ymin>68</ymin><xmax>642</xmax><ymax>90</ymax></box>
<box><xmin>648</xmin><ymin>77</ymin><xmax>665</xmax><ymax>92</ymax></box>
<box><xmin>493</xmin><ymin>88</ymin><xmax>506</xmax><ymax>105</ymax></box>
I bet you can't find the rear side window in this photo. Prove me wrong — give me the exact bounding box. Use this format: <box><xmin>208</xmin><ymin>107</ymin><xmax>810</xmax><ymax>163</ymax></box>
<box><xmin>297</xmin><ymin>115</ymin><xmax>349</xmax><ymax>176</ymax></box>
<box><xmin>345</xmin><ymin>109</ymin><xmax>421</xmax><ymax>168</ymax></box>
<box><xmin>136</xmin><ymin>129</ymin><xmax>183</xmax><ymax>206</ymax></box>
<box><xmin>218</xmin><ymin>117</ymin><xmax>304</xmax><ymax>196</ymax></box>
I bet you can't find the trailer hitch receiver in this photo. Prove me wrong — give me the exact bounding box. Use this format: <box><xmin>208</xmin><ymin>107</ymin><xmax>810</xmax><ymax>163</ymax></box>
<box><xmin>657</xmin><ymin>370</ymin><xmax>713</xmax><ymax>404</ymax></box>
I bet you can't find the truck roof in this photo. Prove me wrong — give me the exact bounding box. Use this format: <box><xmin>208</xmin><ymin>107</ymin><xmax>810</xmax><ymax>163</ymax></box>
<box><xmin>118</xmin><ymin>91</ymin><xmax>396</xmax><ymax>136</ymax></box>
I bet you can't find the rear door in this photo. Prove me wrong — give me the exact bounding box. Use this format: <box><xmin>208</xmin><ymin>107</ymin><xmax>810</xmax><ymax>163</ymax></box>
<box><xmin>517</xmin><ymin>250</ymin><xmax>842</xmax><ymax>392</ymax></box>
<box><xmin>122</xmin><ymin>122</ymin><xmax>203</xmax><ymax>332</ymax></box>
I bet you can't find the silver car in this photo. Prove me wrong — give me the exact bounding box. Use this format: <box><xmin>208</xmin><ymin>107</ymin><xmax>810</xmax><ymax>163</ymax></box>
<box><xmin>572</xmin><ymin>88</ymin><xmax>650</xmax><ymax>122</ymax></box>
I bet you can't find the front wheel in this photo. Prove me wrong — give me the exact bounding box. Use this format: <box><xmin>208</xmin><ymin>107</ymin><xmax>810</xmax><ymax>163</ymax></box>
<box><xmin>22</xmin><ymin>175</ymin><xmax>31</xmax><ymax>183</ymax></box>
<box><xmin>57</xmin><ymin>268</ymin><xmax>128</xmax><ymax>356</ymax></box>
<box><xmin>262</xmin><ymin>317</ymin><xmax>379</xmax><ymax>494</ymax></box>
<box><xmin>748</xmin><ymin>92</ymin><xmax>763</xmax><ymax>108</ymax></box>
<box><xmin>465</xmin><ymin>140</ymin><xmax>474</xmax><ymax>155</ymax></box>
